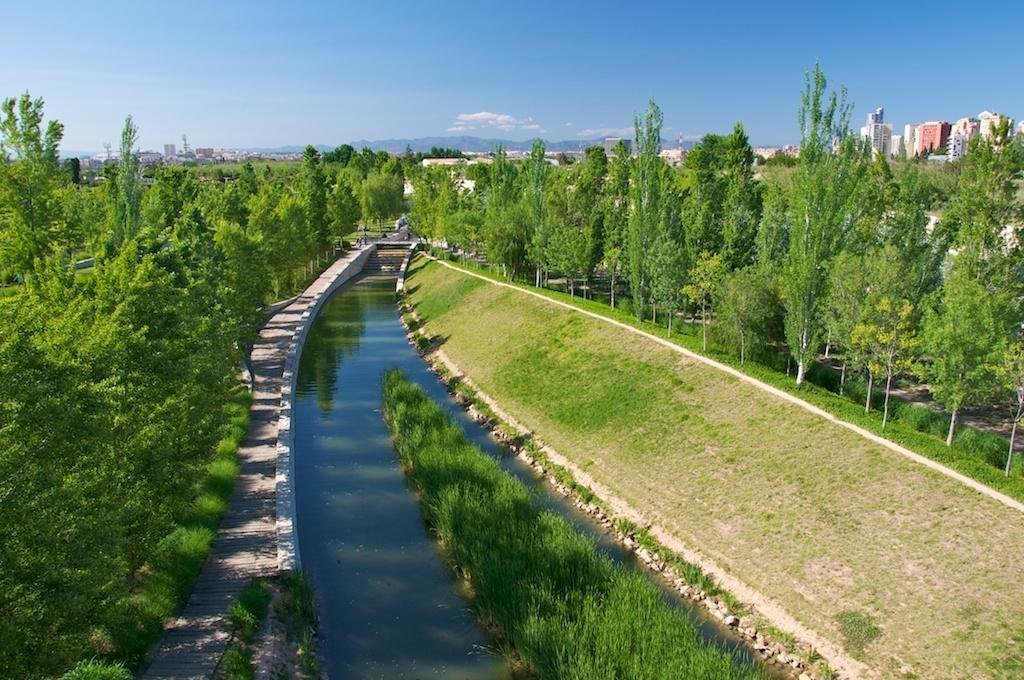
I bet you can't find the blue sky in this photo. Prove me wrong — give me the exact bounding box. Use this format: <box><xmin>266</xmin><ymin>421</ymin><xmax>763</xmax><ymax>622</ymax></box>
<box><xmin>2</xmin><ymin>1</ymin><xmax>1022</xmax><ymax>152</ymax></box>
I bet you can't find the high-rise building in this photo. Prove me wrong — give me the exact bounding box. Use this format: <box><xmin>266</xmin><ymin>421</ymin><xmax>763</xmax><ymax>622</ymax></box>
<box><xmin>903</xmin><ymin>124</ymin><xmax>917</xmax><ymax>157</ymax></box>
<box><xmin>890</xmin><ymin>134</ymin><xmax>903</xmax><ymax>158</ymax></box>
<box><xmin>859</xmin><ymin>106</ymin><xmax>893</xmax><ymax>157</ymax></box>
<box><xmin>948</xmin><ymin>134</ymin><xmax>967</xmax><ymax>161</ymax></box>
<box><xmin>978</xmin><ymin>111</ymin><xmax>1013</xmax><ymax>139</ymax></box>
<box><xmin>915</xmin><ymin>121</ymin><xmax>951</xmax><ymax>155</ymax></box>
<box><xmin>163</xmin><ymin>143</ymin><xmax>176</xmax><ymax>158</ymax></box>
<box><xmin>951</xmin><ymin>117</ymin><xmax>980</xmax><ymax>141</ymax></box>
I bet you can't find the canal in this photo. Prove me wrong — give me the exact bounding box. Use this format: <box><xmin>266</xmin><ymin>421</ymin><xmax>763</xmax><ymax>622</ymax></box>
<box><xmin>293</xmin><ymin>274</ymin><xmax>775</xmax><ymax>679</ymax></box>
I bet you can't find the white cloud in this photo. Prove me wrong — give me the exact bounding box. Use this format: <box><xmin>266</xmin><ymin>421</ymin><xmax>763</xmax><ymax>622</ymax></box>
<box><xmin>448</xmin><ymin>111</ymin><xmax>542</xmax><ymax>133</ymax></box>
<box><xmin>576</xmin><ymin>126</ymin><xmax>633</xmax><ymax>139</ymax></box>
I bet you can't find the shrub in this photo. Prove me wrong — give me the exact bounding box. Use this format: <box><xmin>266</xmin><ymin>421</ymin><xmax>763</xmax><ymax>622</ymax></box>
<box><xmin>61</xmin><ymin>660</ymin><xmax>132</xmax><ymax>680</ymax></box>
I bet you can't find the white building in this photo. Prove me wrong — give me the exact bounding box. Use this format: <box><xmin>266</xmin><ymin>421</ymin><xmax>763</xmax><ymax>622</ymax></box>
<box><xmin>948</xmin><ymin>134</ymin><xmax>968</xmax><ymax>161</ymax></box>
<box><xmin>903</xmin><ymin>124</ymin><xmax>917</xmax><ymax>158</ymax></box>
<box><xmin>890</xmin><ymin>134</ymin><xmax>903</xmax><ymax>158</ymax></box>
<box><xmin>163</xmin><ymin>143</ymin><xmax>176</xmax><ymax>158</ymax></box>
<box><xmin>979</xmin><ymin>111</ymin><xmax>1013</xmax><ymax>139</ymax></box>
<box><xmin>860</xmin><ymin>107</ymin><xmax>893</xmax><ymax>157</ymax></box>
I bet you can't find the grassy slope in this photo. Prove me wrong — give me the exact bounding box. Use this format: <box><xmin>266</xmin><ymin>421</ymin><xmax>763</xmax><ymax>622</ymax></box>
<box><xmin>382</xmin><ymin>369</ymin><xmax>758</xmax><ymax>680</ymax></box>
<box><xmin>405</xmin><ymin>257</ymin><xmax>1024</xmax><ymax>679</ymax></box>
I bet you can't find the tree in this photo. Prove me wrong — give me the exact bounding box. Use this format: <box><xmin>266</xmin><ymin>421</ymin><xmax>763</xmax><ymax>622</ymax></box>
<box><xmin>327</xmin><ymin>173</ymin><xmax>360</xmax><ymax>243</ymax></box>
<box><xmin>922</xmin><ymin>259</ymin><xmax>1014</xmax><ymax>445</ymax></box>
<box><xmin>524</xmin><ymin>139</ymin><xmax>549</xmax><ymax>287</ymax></box>
<box><xmin>627</xmin><ymin>99</ymin><xmax>664</xmax><ymax>321</ymax></box>
<box><xmin>714</xmin><ymin>265</ymin><xmax>777</xmax><ymax>364</ymax></box>
<box><xmin>110</xmin><ymin>116</ymin><xmax>142</xmax><ymax>250</ymax></box>
<box><xmin>852</xmin><ymin>297</ymin><xmax>917</xmax><ymax>429</ymax></box>
<box><xmin>0</xmin><ymin>92</ymin><xmax>66</xmax><ymax>276</ymax></box>
<box><xmin>823</xmin><ymin>251</ymin><xmax>871</xmax><ymax>397</ymax></box>
<box><xmin>683</xmin><ymin>251</ymin><xmax>725</xmax><ymax>351</ymax></box>
<box><xmin>301</xmin><ymin>145</ymin><xmax>329</xmax><ymax>248</ymax></box>
<box><xmin>602</xmin><ymin>141</ymin><xmax>631</xmax><ymax>308</ymax></box>
<box><xmin>999</xmin><ymin>342</ymin><xmax>1024</xmax><ymax>475</ymax></box>
<box><xmin>781</xmin><ymin>64</ymin><xmax>866</xmax><ymax>384</ymax></box>
<box><xmin>484</xmin><ymin>200</ymin><xmax>530</xmax><ymax>280</ymax></box>
<box><xmin>359</xmin><ymin>171</ymin><xmax>403</xmax><ymax>232</ymax></box>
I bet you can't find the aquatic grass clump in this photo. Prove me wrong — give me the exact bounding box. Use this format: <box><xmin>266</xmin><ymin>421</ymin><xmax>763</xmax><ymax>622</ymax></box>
<box><xmin>381</xmin><ymin>369</ymin><xmax>760</xmax><ymax>679</ymax></box>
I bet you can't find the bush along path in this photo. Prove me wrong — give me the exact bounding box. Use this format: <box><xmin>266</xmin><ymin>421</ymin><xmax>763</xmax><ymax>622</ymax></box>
<box><xmin>381</xmin><ymin>368</ymin><xmax>766</xmax><ymax>680</ymax></box>
<box><xmin>399</xmin><ymin>297</ymin><xmax>852</xmax><ymax>680</ymax></box>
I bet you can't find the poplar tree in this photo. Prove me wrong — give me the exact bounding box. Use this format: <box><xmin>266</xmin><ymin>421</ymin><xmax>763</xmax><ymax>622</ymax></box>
<box><xmin>301</xmin><ymin>145</ymin><xmax>329</xmax><ymax>248</ymax></box>
<box><xmin>627</xmin><ymin>99</ymin><xmax>663</xmax><ymax>321</ymax></box>
<box><xmin>524</xmin><ymin>139</ymin><xmax>549</xmax><ymax>286</ymax></box>
<box><xmin>602</xmin><ymin>141</ymin><xmax>631</xmax><ymax>308</ymax></box>
<box><xmin>781</xmin><ymin>64</ymin><xmax>865</xmax><ymax>384</ymax></box>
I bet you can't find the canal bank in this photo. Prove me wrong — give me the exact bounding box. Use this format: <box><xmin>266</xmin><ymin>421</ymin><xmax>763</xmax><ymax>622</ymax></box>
<box><xmin>292</xmin><ymin>272</ymin><xmax>787</xmax><ymax>679</ymax></box>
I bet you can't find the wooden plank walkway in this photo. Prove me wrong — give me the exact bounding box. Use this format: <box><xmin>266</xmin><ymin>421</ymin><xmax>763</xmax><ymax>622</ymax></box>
<box><xmin>140</xmin><ymin>248</ymin><xmax>370</xmax><ymax>679</ymax></box>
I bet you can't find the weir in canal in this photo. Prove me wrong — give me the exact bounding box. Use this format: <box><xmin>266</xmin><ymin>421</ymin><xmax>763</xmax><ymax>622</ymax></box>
<box><xmin>292</xmin><ymin>269</ymin><xmax>778</xmax><ymax>679</ymax></box>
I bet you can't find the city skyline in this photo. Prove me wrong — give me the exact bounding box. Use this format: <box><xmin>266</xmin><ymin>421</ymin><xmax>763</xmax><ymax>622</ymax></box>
<box><xmin>3</xmin><ymin>1</ymin><xmax>1023</xmax><ymax>152</ymax></box>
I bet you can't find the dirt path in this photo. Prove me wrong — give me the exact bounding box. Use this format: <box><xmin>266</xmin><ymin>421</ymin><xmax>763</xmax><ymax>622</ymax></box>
<box><xmin>428</xmin><ymin>257</ymin><xmax>1024</xmax><ymax>515</ymax></box>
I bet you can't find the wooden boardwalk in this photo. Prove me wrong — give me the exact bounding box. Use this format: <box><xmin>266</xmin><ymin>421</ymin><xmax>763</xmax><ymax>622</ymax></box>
<box><xmin>140</xmin><ymin>248</ymin><xmax>370</xmax><ymax>679</ymax></box>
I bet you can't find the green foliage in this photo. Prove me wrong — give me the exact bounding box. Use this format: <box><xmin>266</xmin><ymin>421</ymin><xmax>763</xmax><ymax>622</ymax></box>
<box><xmin>229</xmin><ymin>580</ymin><xmax>273</xmax><ymax>642</ymax></box>
<box><xmin>835</xmin><ymin>610</ymin><xmax>881</xmax><ymax>658</ymax></box>
<box><xmin>61</xmin><ymin>660</ymin><xmax>132</xmax><ymax>680</ymax></box>
<box><xmin>381</xmin><ymin>370</ymin><xmax>758</xmax><ymax>679</ymax></box>
<box><xmin>359</xmin><ymin>170</ymin><xmax>403</xmax><ymax>229</ymax></box>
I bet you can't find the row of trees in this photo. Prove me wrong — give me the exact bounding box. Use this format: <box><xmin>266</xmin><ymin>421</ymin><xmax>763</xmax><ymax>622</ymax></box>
<box><xmin>409</xmin><ymin>65</ymin><xmax>1024</xmax><ymax>462</ymax></box>
<box><xmin>0</xmin><ymin>94</ymin><xmax>370</xmax><ymax>676</ymax></box>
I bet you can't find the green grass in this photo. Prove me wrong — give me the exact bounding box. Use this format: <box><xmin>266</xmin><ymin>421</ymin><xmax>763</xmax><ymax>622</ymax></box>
<box><xmin>222</xmin><ymin>578</ymin><xmax>273</xmax><ymax>680</ymax></box>
<box><xmin>98</xmin><ymin>386</ymin><xmax>252</xmax><ymax>669</ymax></box>
<box><xmin>423</xmin><ymin>251</ymin><xmax>1024</xmax><ymax>500</ymax></box>
<box><xmin>381</xmin><ymin>369</ymin><xmax>760</xmax><ymax>679</ymax></box>
<box><xmin>835</xmin><ymin>611</ymin><xmax>881</xmax><ymax>659</ymax></box>
<box><xmin>60</xmin><ymin>659</ymin><xmax>132</xmax><ymax>680</ymax></box>
<box><xmin>405</xmin><ymin>256</ymin><xmax>1024</xmax><ymax>678</ymax></box>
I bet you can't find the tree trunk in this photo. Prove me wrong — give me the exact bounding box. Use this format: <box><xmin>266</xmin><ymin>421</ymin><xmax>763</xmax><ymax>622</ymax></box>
<box><xmin>610</xmin><ymin>269</ymin><xmax>616</xmax><ymax>308</ymax></box>
<box><xmin>882</xmin><ymin>372</ymin><xmax>893</xmax><ymax>430</ymax></box>
<box><xmin>946</xmin><ymin>407</ymin><xmax>958</xmax><ymax>446</ymax></box>
<box><xmin>795</xmin><ymin>359</ymin><xmax>805</xmax><ymax>384</ymax></box>
<box><xmin>1007</xmin><ymin>418</ymin><xmax>1019</xmax><ymax>476</ymax></box>
<box><xmin>701</xmin><ymin>305</ymin><xmax>708</xmax><ymax>352</ymax></box>
<box><xmin>864</xmin><ymin>373</ymin><xmax>873</xmax><ymax>413</ymax></box>
<box><xmin>839</xmin><ymin>362</ymin><xmax>847</xmax><ymax>396</ymax></box>
<box><xmin>668</xmin><ymin>313</ymin><xmax>672</xmax><ymax>336</ymax></box>
<box><xmin>739</xmin><ymin>328</ymin><xmax>745</xmax><ymax>365</ymax></box>
<box><xmin>824</xmin><ymin>329</ymin><xmax>832</xmax><ymax>359</ymax></box>
<box><xmin>535</xmin><ymin>266</ymin><xmax>541</xmax><ymax>288</ymax></box>
<box><xmin>653</xmin><ymin>303</ymin><xmax>657</xmax><ymax>324</ymax></box>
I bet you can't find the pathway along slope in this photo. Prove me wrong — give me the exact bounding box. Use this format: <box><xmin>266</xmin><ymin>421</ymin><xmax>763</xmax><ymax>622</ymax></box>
<box><xmin>141</xmin><ymin>246</ymin><xmax>373</xmax><ymax>679</ymax></box>
<box><xmin>427</xmin><ymin>256</ymin><xmax>1024</xmax><ymax>514</ymax></box>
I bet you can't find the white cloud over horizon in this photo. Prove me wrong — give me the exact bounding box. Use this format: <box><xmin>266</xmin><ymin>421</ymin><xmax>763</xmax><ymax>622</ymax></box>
<box><xmin>447</xmin><ymin>111</ymin><xmax>543</xmax><ymax>134</ymax></box>
<box><xmin>575</xmin><ymin>125</ymin><xmax>633</xmax><ymax>138</ymax></box>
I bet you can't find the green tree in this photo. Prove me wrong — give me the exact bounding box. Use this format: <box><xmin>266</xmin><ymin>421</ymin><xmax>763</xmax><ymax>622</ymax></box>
<box><xmin>781</xmin><ymin>64</ymin><xmax>866</xmax><ymax>384</ymax></box>
<box><xmin>0</xmin><ymin>92</ymin><xmax>66</xmax><ymax>276</ymax></box>
<box><xmin>714</xmin><ymin>265</ymin><xmax>777</xmax><ymax>364</ymax></box>
<box><xmin>602</xmin><ymin>141</ymin><xmax>630</xmax><ymax>308</ymax></box>
<box><xmin>327</xmin><ymin>173</ymin><xmax>360</xmax><ymax>243</ymax></box>
<box><xmin>683</xmin><ymin>251</ymin><xmax>725</xmax><ymax>351</ymax></box>
<box><xmin>301</xmin><ymin>145</ymin><xmax>329</xmax><ymax>248</ymax></box>
<box><xmin>852</xmin><ymin>297</ymin><xmax>917</xmax><ymax>429</ymax></box>
<box><xmin>626</xmin><ymin>99</ymin><xmax>664</xmax><ymax>320</ymax></box>
<box><xmin>922</xmin><ymin>259</ymin><xmax>1014</xmax><ymax>445</ymax></box>
<box><xmin>359</xmin><ymin>171</ymin><xmax>403</xmax><ymax>233</ymax></box>
<box><xmin>523</xmin><ymin>139</ymin><xmax>549</xmax><ymax>287</ymax></box>
<box><xmin>999</xmin><ymin>342</ymin><xmax>1024</xmax><ymax>475</ymax></box>
<box><xmin>110</xmin><ymin>116</ymin><xmax>142</xmax><ymax>250</ymax></box>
